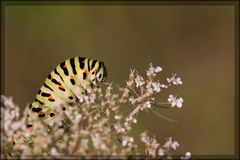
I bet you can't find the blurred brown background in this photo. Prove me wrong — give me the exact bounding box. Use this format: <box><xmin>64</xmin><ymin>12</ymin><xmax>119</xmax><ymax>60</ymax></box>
<box><xmin>3</xmin><ymin>4</ymin><xmax>235</xmax><ymax>156</ymax></box>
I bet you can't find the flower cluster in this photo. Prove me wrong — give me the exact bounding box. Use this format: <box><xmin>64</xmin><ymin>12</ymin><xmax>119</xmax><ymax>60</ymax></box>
<box><xmin>140</xmin><ymin>132</ymin><xmax>180</xmax><ymax>157</ymax></box>
<box><xmin>0</xmin><ymin>63</ymin><xmax>190</xmax><ymax>159</ymax></box>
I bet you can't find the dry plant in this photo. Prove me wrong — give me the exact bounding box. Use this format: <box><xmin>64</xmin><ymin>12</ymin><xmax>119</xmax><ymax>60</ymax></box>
<box><xmin>1</xmin><ymin>63</ymin><xmax>191</xmax><ymax>159</ymax></box>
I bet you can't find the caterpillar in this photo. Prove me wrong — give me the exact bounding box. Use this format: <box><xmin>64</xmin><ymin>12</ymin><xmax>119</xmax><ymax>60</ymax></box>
<box><xmin>26</xmin><ymin>56</ymin><xmax>107</xmax><ymax>131</ymax></box>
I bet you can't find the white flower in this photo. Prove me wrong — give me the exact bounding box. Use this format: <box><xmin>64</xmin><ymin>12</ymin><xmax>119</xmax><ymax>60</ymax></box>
<box><xmin>2</xmin><ymin>96</ymin><xmax>15</xmax><ymax>109</ymax></box>
<box><xmin>160</xmin><ymin>84</ymin><xmax>168</xmax><ymax>88</ymax></box>
<box><xmin>167</xmin><ymin>74</ymin><xmax>183</xmax><ymax>85</ymax></box>
<box><xmin>89</xmin><ymin>93</ymin><xmax>96</xmax><ymax>104</ymax></box>
<box><xmin>146</xmin><ymin>88</ymin><xmax>154</xmax><ymax>94</ymax></box>
<box><xmin>114</xmin><ymin>115</ymin><xmax>122</xmax><ymax>120</ymax></box>
<box><xmin>127</xmin><ymin>69</ymin><xmax>135</xmax><ymax>86</ymax></box>
<box><xmin>50</xmin><ymin>147</ymin><xmax>59</xmax><ymax>155</ymax></box>
<box><xmin>147</xmin><ymin>63</ymin><xmax>162</xmax><ymax>77</ymax></box>
<box><xmin>181</xmin><ymin>152</ymin><xmax>191</xmax><ymax>159</ymax></box>
<box><xmin>140</xmin><ymin>133</ymin><xmax>150</xmax><ymax>144</ymax></box>
<box><xmin>75</xmin><ymin>114</ymin><xmax>82</xmax><ymax>123</ymax></box>
<box><xmin>78</xmin><ymin>95</ymin><xmax>84</xmax><ymax>103</ymax></box>
<box><xmin>126</xmin><ymin>116</ymin><xmax>133</xmax><ymax>122</ymax></box>
<box><xmin>129</xmin><ymin>97</ymin><xmax>136</xmax><ymax>104</ymax></box>
<box><xmin>122</xmin><ymin>136</ymin><xmax>134</xmax><ymax>147</ymax></box>
<box><xmin>163</xmin><ymin>137</ymin><xmax>171</xmax><ymax>148</ymax></box>
<box><xmin>100</xmin><ymin>143</ymin><xmax>107</xmax><ymax>150</ymax></box>
<box><xmin>129</xmin><ymin>69</ymin><xmax>135</xmax><ymax>77</ymax></box>
<box><xmin>135</xmin><ymin>75</ymin><xmax>145</xmax><ymax>87</ymax></box>
<box><xmin>133</xmin><ymin>118</ymin><xmax>137</xmax><ymax>124</ymax></box>
<box><xmin>146</xmin><ymin>63</ymin><xmax>155</xmax><ymax>76</ymax></box>
<box><xmin>122</xmin><ymin>139</ymin><xmax>128</xmax><ymax>147</ymax></box>
<box><xmin>158</xmin><ymin>148</ymin><xmax>165</xmax><ymax>156</ymax></box>
<box><xmin>91</xmin><ymin>133</ymin><xmax>106</xmax><ymax>150</ymax></box>
<box><xmin>146</xmin><ymin>82</ymin><xmax>154</xmax><ymax>94</ymax></box>
<box><xmin>171</xmin><ymin>141</ymin><xmax>180</xmax><ymax>150</ymax></box>
<box><xmin>176</xmin><ymin>97</ymin><xmax>183</xmax><ymax>108</ymax></box>
<box><xmin>168</xmin><ymin>95</ymin><xmax>184</xmax><ymax>108</ymax></box>
<box><xmin>129</xmin><ymin>137</ymin><xmax>134</xmax><ymax>143</ymax></box>
<box><xmin>154</xmin><ymin>66</ymin><xmax>162</xmax><ymax>73</ymax></box>
<box><xmin>143</xmin><ymin>101</ymin><xmax>151</xmax><ymax>108</ymax></box>
<box><xmin>152</xmin><ymin>82</ymin><xmax>161</xmax><ymax>92</ymax></box>
<box><xmin>163</xmin><ymin>137</ymin><xmax>180</xmax><ymax>150</ymax></box>
<box><xmin>146</xmin><ymin>81</ymin><xmax>163</xmax><ymax>93</ymax></box>
<box><xmin>105</xmin><ymin>84</ymin><xmax>113</xmax><ymax>98</ymax></box>
<box><xmin>122</xmin><ymin>88</ymin><xmax>129</xmax><ymax>97</ymax></box>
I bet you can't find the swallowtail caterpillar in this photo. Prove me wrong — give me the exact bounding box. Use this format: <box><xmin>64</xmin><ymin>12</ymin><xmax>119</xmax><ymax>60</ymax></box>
<box><xmin>26</xmin><ymin>56</ymin><xmax>107</xmax><ymax>131</ymax></box>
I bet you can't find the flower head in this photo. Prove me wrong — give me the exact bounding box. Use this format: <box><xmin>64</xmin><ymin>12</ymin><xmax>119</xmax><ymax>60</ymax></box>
<box><xmin>0</xmin><ymin>62</ymin><xmax>187</xmax><ymax>158</ymax></box>
<box><xmin>126</xmin><ymin>69</ymin><xmax>135</xmax><ymax>87</ymax></box>
<box><xmin>167</xmin><ymin>73</ymin><xmax>183</xmax><ymax>85</ymax></box>
<box><xmin>135</xmin><ymin>75</ymin><xmax>145</xmax><ymax>88</ymax></box>
<box><xmin>147</xmin><ymin>63</ymin><xmax>162</xmax><ymax>77</ymax></box>
<box><xmin>168</xmin><ymin>95</ymin><xmax>184</xmax><ymax>108</ymax></box>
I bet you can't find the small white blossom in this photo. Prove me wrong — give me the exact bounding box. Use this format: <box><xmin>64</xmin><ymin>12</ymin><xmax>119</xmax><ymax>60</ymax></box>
<box><xmin>129</xmin><ymin>97</ymin><xmax>136</xmax><ymax>104</ymax></box>
<box><xmin>158</xmin><ymin>148</ymin><xmax>165</xmax><ymax>156</ymax></box>
<box><xmin>147</xmin><ymin>64</ymin><xmax>155</xmax><ymax>77</ymax></box>
<box><xmin>152</xmin><ymin>82</ymin><xmax>161</xmax><ymax>92</ymax></box>
<box><xmin>129</xmin><ymin>137</ymin><xmax>134</xmax><ymax>143</ymax></box>
<box><xmin>140</xmin><ymin>132</ymin><xmax>150</xmax><ymax>144</ymax></box>
<box><xmin>133</xmin><ymin>118</ymin><xmax>137</xmax><ymax>124</ymax></box>
<box><xmin>163</xmin><ymin>137</ymin><xmax>180</xmax><ymax>150</ymax></box>
<box><xmin>114</xmin><ymin>115</ymin><xmax>122</xmax><ymax>120</ymax></box>
<box><xmin>163</xmin><ymin>137</ymin><xmax>173</xmax><ymax>148</ymax></box>
<box><xmin>75</xmin><ymin>114</ymin><xmax>82</xmax><ymax>123</ymax></box>
<box><xmin>127</xmin><ymin>69</ymin><xmax>135</xmax><ymax>86</ymax></box>
<box><xmin>160</xmin><ymin>84</ymin><xmax>168</xmax><ymax>88</ymax></box>
<box><xmin>154</xmin><ymin>66</ymin><xmax>162</xmax><ymax>73</ymax></box>
<box><xmin>146</xmin><ymin>82</ymin><xmax>154</xmax><ymax>94</ymax></box>
<box><xmin>167</xmin><ymin>74</ymin><xmax>183</xmax><ymax>85</ymax></box>
<box><xmin>2</xmin><ymin>96</ymin><xmax>15</xmax><ymax>109</ymax></box>
<box><xmin>122</xmin><ymin>136</ymin><xmax>134</xmax><ymax>147</ymax></box>
<box><xmin>129</xmin><ymin>69</ymin><xmax>135</xmax><ymax>77</ymax></box>
<box><xmin>114</xmin><ymin>124</ymin><xmax>126</xmax><ymax>133</ymax></box>
<box><xmin>135</xmin><ymin>75</ymin><xmax>145</xmax><ymax>87</ymax></box>
<box><xmin>105</xmin><ymin>84</ymin><xmax>113</xmax><ymax>98</ymax></box>
<box><xmin>50</xmin><ymin>147</ymin><xmax>59</xmax><ymax>155</ymax></box>
<box><xmin>122</xmin><ymin>88</ymin><xmax>129</xmax><ymax>97</ymax></box>
<box><xmin>122</xmin><ymin>139</ymin><xmax>128</xmax><ymax>147</ymax></box>
<box><xmin>168</xmin><ymin>95</ymin><xmax>184</xmax><ymax>108</ymax></box>
<box><xmin>181</xmin><ymin>152</ymin><xmax>191</xmax><ymax>159</ymax></box>
<box><xmin>147</xmin><ymin>63</ymin><xmax>162</xmax><ymax>77</ymax></box>
<box><xmin>143</xmin><ymin>101</ymin><xmax>151</xmax><ymax>109</ymax></box>
<box><xmin>171</xmin><ymin>141</ymin><xmax>180</xmax><ymax>150</ymax></box>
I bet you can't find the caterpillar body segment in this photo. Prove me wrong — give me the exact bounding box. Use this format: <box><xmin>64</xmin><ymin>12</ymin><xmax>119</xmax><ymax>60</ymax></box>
<box><xmin>26</xmin><ymin>56</ymin><xmax>107</xmax><ymax>130</ymax></box>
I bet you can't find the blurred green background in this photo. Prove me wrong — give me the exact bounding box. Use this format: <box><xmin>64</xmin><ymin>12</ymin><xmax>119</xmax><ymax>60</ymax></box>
<box><xmin>3</xmin><ymin>4</ymin><xmax>235</xmax><ymax>156</ymax></box>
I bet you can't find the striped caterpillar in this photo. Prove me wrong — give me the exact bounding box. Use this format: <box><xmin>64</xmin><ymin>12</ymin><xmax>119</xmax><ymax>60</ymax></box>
<box><xmin>26</xmin><ymin>56</ymin><xmax>107</xmax><ymax>131</ymax></box>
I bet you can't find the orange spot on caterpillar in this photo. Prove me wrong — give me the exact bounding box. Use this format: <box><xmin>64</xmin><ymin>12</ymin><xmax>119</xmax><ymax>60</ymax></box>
<box><xmin>63</xmin><ymin>65</ymin><xmax>67</xmax><ymax>68</ymax></box>
<box><xmin>38</xmin><ymin>111</ymin><xmax>45</xmax><ymax>115</ymax></box>
<box><xmin>94</xmin><ymin>69</ymin><xmax>97</xmax><ymax>73</ymax></box>
<box><xmin>70</xmin><ymin>75</ymin><xmax>74</xmax><ymax>79</ymax></box>
<box><xmin>48</xmin><ymin>96</ymin><xmax>53</xmax><ymax>100</ymax></box>
<box><xmin>27</xmin><ymin>127</ymin><xmax>33</xmax><ymax>132</ymax></box>
<box><xmin>83</xmin><ymin>69</ymin><xmax>88</xmax><ymax>73</ymax></box>
<box><xmin>59</xmin><ymin>85</ymin><xmax>64</xmax><ymax>89</ymax></box>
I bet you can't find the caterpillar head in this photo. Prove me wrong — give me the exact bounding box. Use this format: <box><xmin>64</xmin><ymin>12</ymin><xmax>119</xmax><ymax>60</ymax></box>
<box><xmin>89</xmin><ymin>60</ymin><xmax>107</xmax><ymax>87</ymax></box>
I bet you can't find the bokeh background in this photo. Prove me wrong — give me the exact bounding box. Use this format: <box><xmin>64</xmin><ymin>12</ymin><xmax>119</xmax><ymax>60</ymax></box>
<box><xmin>3</xmin><ymin>4</ymin><xmax>235</xmax><ymax>156</ymax></box>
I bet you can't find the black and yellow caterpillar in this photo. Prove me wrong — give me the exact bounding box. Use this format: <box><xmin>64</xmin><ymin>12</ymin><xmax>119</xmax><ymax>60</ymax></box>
<box><xmin>26</xmin><ymin>56</ymin><xmax>107</xmax><ymax>131</ymax></box>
